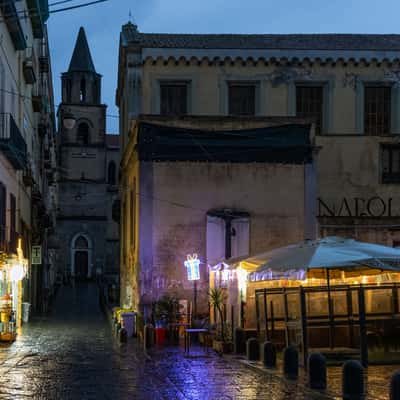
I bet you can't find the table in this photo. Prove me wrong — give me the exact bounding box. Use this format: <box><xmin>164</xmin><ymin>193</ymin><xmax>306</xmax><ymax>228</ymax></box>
<box><xmin>184</xmin><ymin>328</ymin><xmax>210</xmax><ymax>354</ymax></box>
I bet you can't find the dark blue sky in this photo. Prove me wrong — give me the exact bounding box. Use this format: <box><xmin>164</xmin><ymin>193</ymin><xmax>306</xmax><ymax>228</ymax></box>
<box><xmin>47</xmin><ymin>0</ymin><xmax>400</xmax><ymax>134</ymax></box>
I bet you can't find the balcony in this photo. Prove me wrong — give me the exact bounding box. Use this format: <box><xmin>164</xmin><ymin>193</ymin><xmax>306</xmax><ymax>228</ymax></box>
<box><xmin>0</xmin><ymin>113</ymin><xmax>27</xmax><ymax>170</ymax></box>
<box><xmin>26</xmin><ymin>0</ymin><xmax>49</xmax><ymax>39</ymax></box>
<box><xmin>23</xmin><ymin>48</ymin><xmax>37</xmax><ymax>84</ymax></box>
<box><xmin>0</xmin><ymin>1</ymin><xmax>27</xmax><ymax>50</ymax></box>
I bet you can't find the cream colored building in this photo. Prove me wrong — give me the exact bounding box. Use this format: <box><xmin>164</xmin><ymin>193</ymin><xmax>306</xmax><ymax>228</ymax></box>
<box><xmin>0</xmin><ymin>1</ymin><xmax>57</xmax><ymax>312</ymax></box>
<box><xmin>116</xmin><ymin>23</ymin><xmax>400</xmax><ymax>311</ymax></box>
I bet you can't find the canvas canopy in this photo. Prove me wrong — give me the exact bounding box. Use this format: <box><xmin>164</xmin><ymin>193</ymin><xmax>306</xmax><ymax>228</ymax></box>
<box><xmin>228</xmin><ymin>236</ymin><xmax>400</xmax><ymax>280</ymax></box>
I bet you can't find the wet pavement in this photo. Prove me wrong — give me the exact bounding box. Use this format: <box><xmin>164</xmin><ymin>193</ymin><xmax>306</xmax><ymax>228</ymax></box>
<box><xmin>0</xmin><ymin>283</ymin><xmax>393</xmax><ymax>399</ymax></box>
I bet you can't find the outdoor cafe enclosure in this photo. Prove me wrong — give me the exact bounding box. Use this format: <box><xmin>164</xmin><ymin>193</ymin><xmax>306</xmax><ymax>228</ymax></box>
<box><xmin>210</xmin><ymin>237</ymin><xmax>400</xmax><ymax>365</ymax></box>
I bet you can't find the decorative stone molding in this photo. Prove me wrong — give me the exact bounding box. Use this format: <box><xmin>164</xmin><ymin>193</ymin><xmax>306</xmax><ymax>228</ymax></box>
<box><xmin>266</xmin><ymin>66</ymin><xmax>312</xmax><ymax>87</ymax></box>
<box><xmin>342</xmin><ymin>73</ymin><xmax>359</xmax><ymax>90</ymax></box>
<box><xmin>383</xmin><ymin>69</ymin><xmax>400</xmax><ymax>87</ymax></box>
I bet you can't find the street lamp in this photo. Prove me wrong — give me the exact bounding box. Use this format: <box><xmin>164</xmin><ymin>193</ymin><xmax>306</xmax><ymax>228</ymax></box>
<box><xmin>62</xmin><ymin>111</ymin><xmax>76</xmax><ymax>130</ymax></box>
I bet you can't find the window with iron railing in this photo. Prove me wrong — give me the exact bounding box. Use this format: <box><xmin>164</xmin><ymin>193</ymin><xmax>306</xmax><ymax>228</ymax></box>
<box><xmin>9</xmin><ymin>194</ymin><xmax>16</xmax><ymax>253</ymax></box>
<box><xmin>296</xmin><ymin>85</ymin><xmax>323</xmax><ymax>134</ymax></box>
<box><xmin>160</xmin><ymin>82</ymin><xmax>188</xmax><ymax>115</ymax></box>
<box><xmin>364</xmin><ymin>86</ymin><xmax>391</xmax><ymax>136</ymax></box>
<box><xmin>228</xmin><ymin>83</ymin><xmax>256</xmax><ymax>116</ymax></box>
<box><xmin>381</xmin><ymin>145</ymin><xmax>400</xmax><ymax>183</ymax></box>
<box><xmin>0</xmin><ymin>183</ymin><xmax>6</xmax><ymax>251</ymax></box>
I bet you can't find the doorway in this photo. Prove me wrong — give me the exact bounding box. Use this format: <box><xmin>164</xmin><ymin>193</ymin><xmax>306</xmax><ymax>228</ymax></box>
<box><xmin>71</xmin><ymin>234</ymin><xmax>92</xmax><ymax>280</ymax></box>
<box><xmin>75</xmin><ymin>251</ymin><xmax>88</xmax><ymax>281</ymax></box>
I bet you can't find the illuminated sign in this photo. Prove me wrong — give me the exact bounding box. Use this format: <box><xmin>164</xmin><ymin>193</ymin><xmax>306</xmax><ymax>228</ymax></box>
<box><xmin>185</xmin><ymin>254</ymin><xmax>200</xmax><ymax>281</ymax></box>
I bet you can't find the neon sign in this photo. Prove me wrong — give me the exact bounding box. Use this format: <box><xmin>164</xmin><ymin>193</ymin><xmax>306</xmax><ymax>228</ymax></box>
<box><xmin>185</xmin><ymin>254</ymin><xmax>200</xmax><ymax>281</ymax></box>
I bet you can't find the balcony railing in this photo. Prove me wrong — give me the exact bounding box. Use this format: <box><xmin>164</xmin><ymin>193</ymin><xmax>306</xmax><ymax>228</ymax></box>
<box><xmin>26</xmin><ymin>0</ymin><xmax>49</xmax><ymax>39</ymax></box>
<box><xmin>0</xmin><ymin>1</ymin><xmax>27</xmax><ymax>50</ymax></box>
<box><xmin>0</xmin><ymin>113</ymin><xmax>27</xmax><ymax>170</ymax></box>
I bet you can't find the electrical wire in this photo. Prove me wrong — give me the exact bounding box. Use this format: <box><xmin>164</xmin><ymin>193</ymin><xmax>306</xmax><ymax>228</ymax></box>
<box><xmin>0</xmin><ymin>0</ymin><xmax>110</xmax><ymax>23</ymax></box>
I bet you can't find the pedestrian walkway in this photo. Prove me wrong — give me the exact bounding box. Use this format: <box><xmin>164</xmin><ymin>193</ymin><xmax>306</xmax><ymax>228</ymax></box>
<box><xmin>0</xmin><ymin>283</ymin><xmax>391</xmax><ymax>399</ymax></box>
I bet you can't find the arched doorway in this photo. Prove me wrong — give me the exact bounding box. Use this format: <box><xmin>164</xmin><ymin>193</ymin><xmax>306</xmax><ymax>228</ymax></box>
<box><xmin>71</xmin><ymin>233</ymin><xmax>92</xmax><ymax>280</ymax></box>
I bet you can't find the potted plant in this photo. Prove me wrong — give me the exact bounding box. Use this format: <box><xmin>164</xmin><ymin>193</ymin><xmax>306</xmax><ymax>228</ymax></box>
<box><xmin>209</xmin><ymin>288</ymin><xmax>233</xmax><ymax>353</ymax></box>
<box><xmin>152</xmin><ymin>295</ymin><xmax>181</xmax><ymax>345</ymax></box>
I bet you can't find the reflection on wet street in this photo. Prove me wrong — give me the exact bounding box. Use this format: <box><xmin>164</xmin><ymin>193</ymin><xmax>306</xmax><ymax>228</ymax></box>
<box><xmin>0</xmin><ymin>284</ymin><xmax>325</xmax><ymax>399</ymax></box>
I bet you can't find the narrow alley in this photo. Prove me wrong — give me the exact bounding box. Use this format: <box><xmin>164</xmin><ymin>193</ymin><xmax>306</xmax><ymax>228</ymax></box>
<box><xmin>0</xmin><ymin>284</ymin><xmax>327</xmax><ymax>400</ymax></box>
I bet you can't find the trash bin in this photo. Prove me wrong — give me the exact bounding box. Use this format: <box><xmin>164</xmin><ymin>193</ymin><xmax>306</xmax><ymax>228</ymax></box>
<box><xmin>22</xmin><ymin>303</ymin><xmax>30</xmax><ymax>323</ymax></box>
<box><xmin>155</xmin><ymin>327</ymin><xmax>167</xmax><ymax>345</ymax></box>
<box><xmin>121</xmin><ymin>312</ymin><xmax>136</xmax><ymax>337</ymax></box>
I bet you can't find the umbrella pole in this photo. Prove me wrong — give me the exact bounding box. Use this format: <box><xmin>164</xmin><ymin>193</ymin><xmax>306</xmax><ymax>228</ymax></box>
<box><xmin>326</xmin><ymin>269</ymin><xmax>334</xmax><ymax>349</ymax></box>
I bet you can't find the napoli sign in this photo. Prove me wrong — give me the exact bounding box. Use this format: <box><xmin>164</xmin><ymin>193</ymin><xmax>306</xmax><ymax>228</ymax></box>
<box><xmin>318</xmin><ymin>197</ymin><xmax>394</xmax><ymax>218</ymax></box>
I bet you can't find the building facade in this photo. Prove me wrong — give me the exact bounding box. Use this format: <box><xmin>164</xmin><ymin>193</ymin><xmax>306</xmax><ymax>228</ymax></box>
<box><xmin>56</xmin><ymin>27</ymin><xmax>120</xmax><ymax>283</ymax></box>
<box><xmin>0</xmin><ymin>1</ymin><xmax>57</xmax><ymax>315</ymax></box>
<box><xmin>116</xmin><ymin>23</ymin><xmax>400</xmax><ymax>313</ymax></box>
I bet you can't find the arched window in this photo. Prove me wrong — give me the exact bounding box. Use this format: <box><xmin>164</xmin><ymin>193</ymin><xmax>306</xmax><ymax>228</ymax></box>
<box><xmin>108</xmin><ymin>161</ymin><xmax>116</xmax><ymax>185</ymax></box>
<box><xmin>74</xmin><ymin>235</ymin><xmax>88</xmax><ymax>249</ymax></box>
<box><xmin>80</xmin><ymin>77</ymin><xmax>86</xmax><ymax>102</ymax></box>
<box><xmin>66</xmin><ymin>79</ymin><xmax>72</xmax><ymax>103</ymax></box>
<box><xmin>77</xmin><ymin>122</ymin><xmax>89</xmax><ymax>145</ymax></box>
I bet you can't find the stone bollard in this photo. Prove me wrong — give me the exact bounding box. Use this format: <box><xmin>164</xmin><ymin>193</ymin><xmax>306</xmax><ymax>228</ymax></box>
<box><xmin>234</xmin><ymin>327</ymin><xmax>246</xmax><ymax>354</ymax></box>
<box><xmin>262</xmin><ymin>341</ymin><xmax>277</xmax><ymax>368</ymax></box>
<box><xmin>119</xmin><ymin>327</ymin><xmax>127</xmax><ymax>343</ymax></box>
<box><xmin>144</xmin><ymin>324</ymin><xmax>154</xmax><ymax>350</ymax></box>
<box><xmin>283</xmin><ymin>346</ymin><xmax>299</xmax><ymax>379</ymax></box>
<box><xmin>308</xmin><ymin>352</ymin><xmax>327</xmax><ymax>390</ymax></box>
<box><xmin>342</xmin><ymin>360</ymin><xmax>364</xmax><ymax>400</ymax></box>
<box><xmin>114</xmin><ymin>322</ymin><xmax>121</xmax><ymax>337</ymax></box>
<box><xmin>390</xmin><ymin>371</ymin><xmax>400</xmax><ymax>400</ymax></box>
<box><xmin>246</xmin><ymin>338</ymin><xmax>260</xmax><ymax>361</ymax></box>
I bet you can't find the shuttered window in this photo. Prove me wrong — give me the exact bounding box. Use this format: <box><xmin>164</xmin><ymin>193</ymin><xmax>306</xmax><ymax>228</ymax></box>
<box><xmin>228</xmin><ymin>84</ymin><xmax>256</xmax><ymax>116</ymax></box>
<box><xmin>0</xmin><ymin>183</ymin><xmax>6</xmax><ymax>251</ymax></box>
<box><xmin>382</xmin><ymin>145</ymin><xmax>400</xmax><ymax>183</ymax></box>
<box><xmin>364</xmin><ymin>86</ymin><xmax>391</xmax><ymax>135</ymax></box>
<box><xmin>296</xmin><ymin>86</ymin><xmax>323</xmax><ymax>134</ymax></box>
<box><xmin>160</xmin><ymin>83</ymin><xmax>188</xmax><ymax>115</ymax></box>
<box><xmin>9</xmin><ymin>194</ymin><xmax>16</xmax><ymax>253</ymax></box>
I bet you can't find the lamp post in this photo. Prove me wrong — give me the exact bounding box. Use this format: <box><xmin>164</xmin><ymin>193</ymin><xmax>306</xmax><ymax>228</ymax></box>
<box><xmin>185</xmin><ymin>254</ymin><xmax>200</xmax><ymax>321</ymax></box>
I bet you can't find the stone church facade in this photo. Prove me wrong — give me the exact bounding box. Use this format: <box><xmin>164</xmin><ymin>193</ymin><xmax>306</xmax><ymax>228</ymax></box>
<box><xmin>57</xmin><ymin>27</ymin><xmax>119</xmax><ymax>281</ymax></box>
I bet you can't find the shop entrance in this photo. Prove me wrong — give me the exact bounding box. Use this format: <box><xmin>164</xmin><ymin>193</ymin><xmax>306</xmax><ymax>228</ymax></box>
<box><xmin>75</xmin><ymin>251</ymin><xmax>88</xmax><ymax>280</ymax></box>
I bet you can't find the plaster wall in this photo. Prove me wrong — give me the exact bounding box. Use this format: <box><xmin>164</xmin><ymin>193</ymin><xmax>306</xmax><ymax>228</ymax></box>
<box><xmin>130</xmin><ymin>161</ymin><xmax>306</xmax><ymax>311</ymax></box>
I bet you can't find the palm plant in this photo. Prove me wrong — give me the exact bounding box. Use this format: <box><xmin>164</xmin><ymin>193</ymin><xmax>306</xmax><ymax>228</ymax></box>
<box><xmin>209</xmin><ymin>288</ymin><xmax>228</xmax><ymax>342</ymax></box>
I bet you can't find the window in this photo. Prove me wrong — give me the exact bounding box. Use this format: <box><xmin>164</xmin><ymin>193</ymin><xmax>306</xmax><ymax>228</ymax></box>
<box><xmin>66</xmin><ymin>79</ymin><xmax>72</xmax><ymax>103</ymax></box>
<box><xmin>0</xmin><ymin>183</ymin><xmax>5</xmax><ymax>250</ymax></box>
<box><xmin>382</xmin><ymin>145</ymin><xmax>400</xmax><ymax>183</ymax></box>
<box><xmin>130</xmin><ymin>185</ymin><xmax>135</xmax><ymax>248</ymax></box>
<box><xmin>296</xmin><ymin>86</ymin><xmax>323</xmax><ymax>134</ymax></box>
<box><xmin>75</xmin><ymin>236</ymin><xmax>88</xmax><ymax>249</ymax></box>
<box><xmin>160</xmin><ymin>82</ymin><xmax>187</xmax><ymax>115</ymax></box>
<box><xmin>228</xmin><ymin>84</ymin><xmax>256</xmax><ymax>116</ymax></box>
<box><xmin>77</xmin><ymin>122</ymin><xmax>89</xmax><ymax>145</ymax></box>
<box><xmin>364</xmin><ymin>86</ymin><xmax>391</xmax><ymax>135</ymax></box>
<box><xmin>9</xmin><ymin>194</ymin><xmax>16</xmax><ymax>253</ymax></box>
<box><xmin>108</xmin><ymin>161</ymin><xmax>116</xmax><ymax>185</ymax></box>
<box><xmin>80</xmin><ymin>77</ymin><xmax>86</xmax><ymax>102</ymax></box>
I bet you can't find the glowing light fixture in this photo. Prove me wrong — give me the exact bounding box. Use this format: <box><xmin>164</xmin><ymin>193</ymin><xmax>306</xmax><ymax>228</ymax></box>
<box><xmin>185</xmin><ymin>254</ymin><xmax>200</xmax><ymax>281</ymax></box>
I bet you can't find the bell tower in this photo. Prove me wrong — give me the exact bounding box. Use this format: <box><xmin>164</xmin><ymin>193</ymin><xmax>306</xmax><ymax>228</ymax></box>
<box><xmin>59</xmin><ymin>27</ymin><xmax>106</xmax><ymax>147</ymax></box>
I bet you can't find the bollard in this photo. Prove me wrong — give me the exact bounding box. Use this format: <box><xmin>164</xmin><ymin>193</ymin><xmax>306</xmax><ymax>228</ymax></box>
<box><xmin>246</xmin><ymin>338</ymin><xmax>260</xmax><ymax>361</ymax></box>
<box><xmin>342</xmin><ymin>360</ymin><xmax>364</xmax><ymax>400</ymax></box>
<box><xmin>283</xmin><ymin>346</ymin><xmax>299</xmax><ymax>379</ymax></box>
<box><xmin>144</xmin><ymin>323</ymin><xmax>154</xmax><ymax>350</ymax></box>
<box><xmin>390</xmin><ymin>371</ymin><xmax>400</xmax><ymax>400</ymax></box>
<box><xmin>234</xmin><ymin>327</ymin><xmax>246</xmax><ymax>354</ymax></box>
<box><xmin>308</xmin><ymin>352</ymin><xmax>327</xmax><ymax>390</ymax></box>
<box><xmin>119</xmin><ymin>327</ymin><xmax>127</xmax><ymax>343</ymax></box>
<box><xmin>262</xmin><ymin>341</ymin><xmax>277</xmax><ymax>368</ymax></box>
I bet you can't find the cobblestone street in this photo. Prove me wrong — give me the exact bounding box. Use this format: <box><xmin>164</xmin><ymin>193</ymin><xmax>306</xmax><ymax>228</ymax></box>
<box><xmin>0</xmin><ymin>283</ymin><xmax>392</xmax><ymax>399</ymax></box>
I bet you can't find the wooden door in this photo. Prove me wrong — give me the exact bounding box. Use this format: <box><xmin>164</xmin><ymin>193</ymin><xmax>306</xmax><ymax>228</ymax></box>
<box><xmin>75</xmin><ymin>251</ymin><xmax>88</xmax><ymax>280</ymax></box>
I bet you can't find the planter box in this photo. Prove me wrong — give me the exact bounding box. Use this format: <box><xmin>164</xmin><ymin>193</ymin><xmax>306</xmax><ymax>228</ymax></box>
<box><xmin>213</xmin><ymin>339</ymin><xmax>233</xmax><ymax>354</ymax></box>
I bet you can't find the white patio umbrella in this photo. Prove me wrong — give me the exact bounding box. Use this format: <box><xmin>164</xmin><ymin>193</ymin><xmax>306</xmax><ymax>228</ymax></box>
<box><xmin>233</xmin><ymin>236</ymin><xmax>400</xmax><ymax>277</ymax></box>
